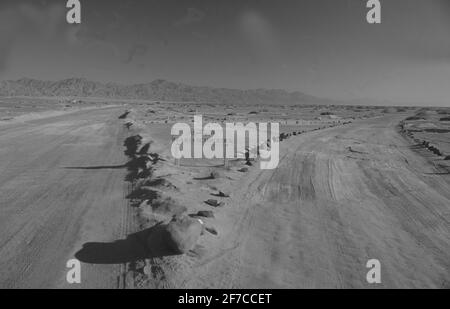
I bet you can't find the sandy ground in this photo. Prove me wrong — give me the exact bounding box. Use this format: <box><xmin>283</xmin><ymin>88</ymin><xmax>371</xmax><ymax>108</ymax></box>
<box><xmin>0</xmin><ymin>107</ymin><xmax>129</xmax><ymax>288</ymax></box>
<box><xmin>0</xmin><ymin>106</ymin><xmax>448</xmax><ymax>288</ymax></box>
<box><xmin>399</xmin><ymin>108</ymin><xmax>450</xmax><ymax>169</ymax></box>
<box><xmin>0</xmin><ymin>105</ymin><xmax>117</xmax><ymax>127</ymax></box>
<box><xmin>137</xmin><ymin>114</ymin><xmax>449</xmax><ymax>288</ymax></box>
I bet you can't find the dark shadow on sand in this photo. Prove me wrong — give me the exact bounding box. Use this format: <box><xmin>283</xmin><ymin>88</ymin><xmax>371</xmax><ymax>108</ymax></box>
<box><xmin>64</xmin><ymin>164</ymin><xmax>126</xmax><ymax>170</ymax></box>
<box><xmin>74</xmin><ymin>224</ymin><xmax>180</xmax><ymax>264</ymax></box>
<box><xmin>193</xmin><ymin>175</ymin><xmax>215</xmax><ymax>180</ymax></box>
<box><xmin>424</xmin><ymin>128</ymin><xmax>450</xmax><ymax>134</ymax></box>
<box><xmin>119</xmin><ymin>111</ymin><xmax>130</xmax><ymax>119</ymax></box>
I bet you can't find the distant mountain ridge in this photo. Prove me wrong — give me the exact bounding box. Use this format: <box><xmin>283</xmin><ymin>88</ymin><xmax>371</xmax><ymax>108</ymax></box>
<box><xmin>0</xmin><ymin>77</ymin><xmax>334</xmax><ymax>105</ymax></box>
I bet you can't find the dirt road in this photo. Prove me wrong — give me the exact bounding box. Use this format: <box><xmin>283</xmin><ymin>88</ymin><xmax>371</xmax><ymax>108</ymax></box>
<box><xmin>186</xmin><ymin>115</ymin><xmax>450</xmax><ymax>288</ymax></box>
<box><xmin>0</xmin><ymin>107</ymin><xmax>128</xmax><ymax>288</ymax></box>
<box><xmin>1</xmin><ymin>110</ymin><xmax>448</xmax><ymax>289</ymax></box>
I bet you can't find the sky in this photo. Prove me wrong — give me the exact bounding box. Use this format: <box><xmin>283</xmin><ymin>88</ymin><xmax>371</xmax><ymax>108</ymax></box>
<box><xmin>0</xmin><ymin>0</ymin><xmax>449</xmax><ymax>106</ymax></box>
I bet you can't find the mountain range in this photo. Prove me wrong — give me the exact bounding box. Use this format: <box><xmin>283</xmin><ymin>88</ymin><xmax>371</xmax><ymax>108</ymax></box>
<box><xmin>0</xmin><ymin>78</ymin><xmax>334</xmax><ymax>105</ymax></box>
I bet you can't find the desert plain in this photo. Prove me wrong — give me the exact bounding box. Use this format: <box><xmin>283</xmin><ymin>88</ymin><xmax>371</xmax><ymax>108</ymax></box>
<box><xmin>0</xmin><ymin>97</ymin><xmax>449</xmax><ymax>288</ymax></box>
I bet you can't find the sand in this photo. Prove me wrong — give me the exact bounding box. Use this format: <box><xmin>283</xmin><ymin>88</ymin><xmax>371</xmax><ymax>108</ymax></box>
<box><xmin>0</xmin><ymin>101</ymin><xmax>448</xmax><ymax>288</ymax></box>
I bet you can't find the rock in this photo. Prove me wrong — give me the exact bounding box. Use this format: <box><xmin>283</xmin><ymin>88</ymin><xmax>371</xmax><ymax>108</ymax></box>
<box><xmin>217</xmin><ymin>191</ymin><xmax>230</xmax><ymax>198</ymax></box>
<box><xmin>238</xmin><ymin>167</ymin><xmax>248</xmax><ymax>173</ymax></box>
<box><xmin>196</xmin><ymin>210</ymin><xmax>215</xmax><ymax>218</ymax></box>
<box><xmin>204</xmin><ymin>199</ymin><xmax>223</xmax><ymax>207</ymax></box>
<box><xmin>205</xmin><ymin>226</ymin><xmax>218</xmax><ymax>235</ymax></box>
<box><xmin>164</xmin><ymin>216</ymin><xmax>204</xmax><ymax>254</ymax></box>
<box><xmin>119</xmin><ymin>111</ymin><xmax>130</xmax><ymax>119</ymax></box>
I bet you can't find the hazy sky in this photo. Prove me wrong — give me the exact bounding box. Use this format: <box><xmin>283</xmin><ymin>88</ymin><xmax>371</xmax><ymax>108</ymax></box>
<box><xmin>0</xmin><ymin>0</ymin><xmax>449</xmax><ymax>105</ymax></box>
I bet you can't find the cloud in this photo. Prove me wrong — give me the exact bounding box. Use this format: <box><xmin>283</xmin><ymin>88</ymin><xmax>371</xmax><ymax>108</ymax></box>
<box><xmin>173</xmin><ymin>8</ymin><xmax>205</xmax><ymax>27</ymax></box>
<box><xmin>0</xmin><ymin>2</ymin><xmax>65</xmax><ymax>74</ymax></box>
